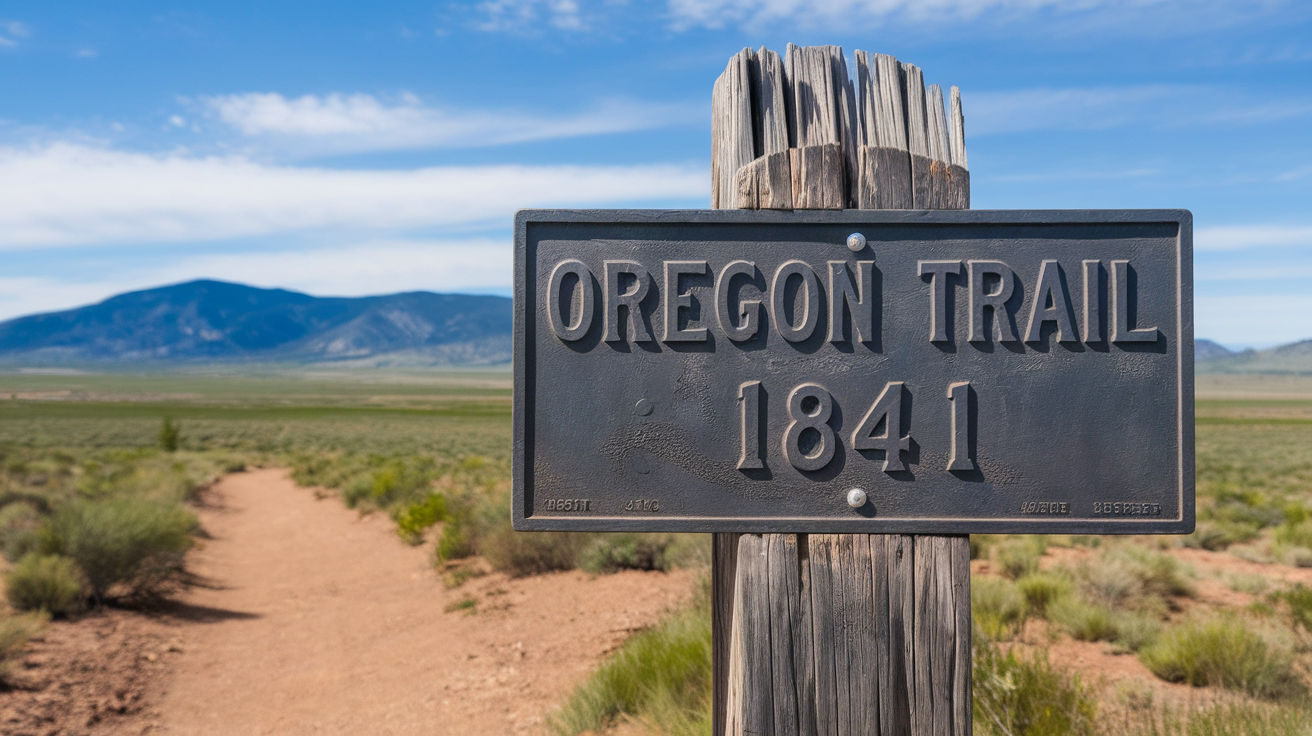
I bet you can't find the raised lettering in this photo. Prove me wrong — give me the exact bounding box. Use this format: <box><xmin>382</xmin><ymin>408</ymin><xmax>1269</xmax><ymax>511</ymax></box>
<box><xmin>771</xmin><ymin>260</ymin><xmax>821</xmax><ymax>343</ymax></box>
<box><xmin>738</xmin><ymin>380</ymin><xmax>763</xmax><ymax>470</ymax></box>
<box><xmin>783</xmin><ymin>383</ymin><xmax>835</xmax><ymax>472</ymax></box>
<box><xmin>716</xmin><ymin>260</ymin><xmax>761</xmax><ymax>341</ymax></box>
<box><xmin>851</xmin><ymin>381</ymin><xmax>911</xmax><ymax>472</ymax></box>
<box><xmin>1024</xmin><ymin>260</ymin><xmax>1078</xmax><ymax>343</ymax></box>
<box><xmin>662</xmin><ymin>260</ymin><xmax>709</xmax><ymax>343</ymax></box>
<box><xmin>1082</xmin><ymin>259</ymin><xmax>1104</xmax><ymax>343</ymax></box>
<box><xmin>547</xmin><ymin>259</ymin><xmax>594</xmax><ymax>342</ymax></box>
<box><xmin>968</xmin><ymin>260</ymin><xmax>1019</xmax><ymax>343</ymax></box>
<box><xmin>1111</xmin><ymin>260</ymin><xmax>1158</xmax><ymax>343</ymax></box>
<box><xmin>827</xmin><ymin>260</ymin><xmax>875</xmax><ymax>344</ymax></box>
<box><xmin>604</xmin><ymin>261</ymin><xmax>652</xmax><ymax>343</ymax></box>
<box><xmin>947</xmin><ymin>381</ymin><xmax>975</xmax><ymax>471</ymax></box>
<box><xmin>919</xmin><ymin>260</ymin><xmax>961</xmax><ymax>342</ymax></box>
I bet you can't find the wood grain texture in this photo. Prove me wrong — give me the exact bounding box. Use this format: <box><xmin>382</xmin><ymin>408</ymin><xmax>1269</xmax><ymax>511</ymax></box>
<box><xmin>713</xmin><ymin>532</ymin><xmax>742</xmax><ymax>736</ymax></box>
<box><xmin>734</xmin><ymin>150</ymin><xmax>793</xmax><ymax>209</ymax></box>
<box><xmin>858</xmin><ymin>146</ymin><xmax>913</xmax><ymax>209</ymax></box>
<box><xmin>791</xmin><ymin>143</ymin><xmax>845</xmax><ymax>209</ymax></box>
<box><xmin>751</xmin><ymin>47</ymin><xmax>790</xmax><ymax>157</ymax></box>
<box><xmin>711</xmin><ymin>45</ymin><xmax>972</xmax><ymax>736</ymax></box>
<box><xmin>712</xmin><ymin>49</ymin><xmax>756</xmax><ymax>210</ymax></box>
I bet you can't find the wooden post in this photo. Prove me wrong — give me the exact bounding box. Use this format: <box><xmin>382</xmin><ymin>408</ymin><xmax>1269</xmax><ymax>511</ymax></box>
<box><xmin>711</xmin><ymin>45</ymin><xmax>973</xmax><ymax>736</ymax></box>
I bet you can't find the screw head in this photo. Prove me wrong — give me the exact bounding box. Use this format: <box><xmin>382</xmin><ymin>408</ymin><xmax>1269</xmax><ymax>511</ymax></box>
<box><xmin>846</xmin><ymin>487</ymin><xmax>868</xmax><ymax>508</ymax></box>
<box><xmin>846</xmin><ymin>233</ymin><xmax>867</xmax><ymax>252</ymax></box>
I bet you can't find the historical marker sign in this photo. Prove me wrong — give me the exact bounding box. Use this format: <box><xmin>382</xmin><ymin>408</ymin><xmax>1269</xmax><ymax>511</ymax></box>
<box><xmin>513</xmin><ymin>209</ymin><xmax>1193</xmax><ymax>534</ymax></box>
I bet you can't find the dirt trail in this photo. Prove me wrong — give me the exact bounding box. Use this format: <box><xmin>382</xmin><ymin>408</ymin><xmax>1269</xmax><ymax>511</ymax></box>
<box><xmin>147</xmin><ymin>468</ymin><xmax>695</xmax><ymax>735</ymax></box>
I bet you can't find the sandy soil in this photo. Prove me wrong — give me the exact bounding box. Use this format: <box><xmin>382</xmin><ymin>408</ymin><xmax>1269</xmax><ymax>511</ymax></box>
<box><xmin>1</xmin><ymin>469</ymin><xmax>697</xmax><ymax>736</ymax></box>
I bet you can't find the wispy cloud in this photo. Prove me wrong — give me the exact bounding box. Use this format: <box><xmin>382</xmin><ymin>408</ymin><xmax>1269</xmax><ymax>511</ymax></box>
<box><xmin>0</xmin><ymin>143</ymin><xmax>705</xmax><ymax>249</ymax></box>
<box><xmin>665</xmin><ymin>0</ymin><xmax>1294</xmax><ymax>33</ymax></box>
<box><xmin>965</xmin><ymin>85</ymin><xmax>1312</xmax><ymax>136</ymax></box>
<box><xmin>200</xmin><ymin>92</ymin><xmax>701</xmax><ymax>155</ymax></box>
<box><xmin>0</xmin><ymin>237</ymin><xmax>512</xmax><ymax>322</ymax></box>
<box><xmin>1195</xmin><ymin>225</ymin><xmax>1312</xmax><ymax>251</ymax></box>
<box><xmin>0</xmin><ymin>20</ymin><xmax>30</xmax><ymax>47</ymax></box>
<box><xmin>475</xmin><ymin>0</ymin><xmax>587</xmax><ymax>32</ymax></box>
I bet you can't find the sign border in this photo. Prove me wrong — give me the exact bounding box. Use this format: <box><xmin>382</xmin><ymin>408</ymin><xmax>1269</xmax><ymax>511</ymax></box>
<box><xmin>513</xmin><ymin>208</ymin><xmax>1194</xmax><ymax>534</ymax></box>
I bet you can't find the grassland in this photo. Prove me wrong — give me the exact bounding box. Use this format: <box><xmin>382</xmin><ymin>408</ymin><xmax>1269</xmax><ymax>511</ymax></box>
<box><xmin>1</xmin><ymin>369</ymin><xmax>1311</xmax><ymax>734</ymax></box>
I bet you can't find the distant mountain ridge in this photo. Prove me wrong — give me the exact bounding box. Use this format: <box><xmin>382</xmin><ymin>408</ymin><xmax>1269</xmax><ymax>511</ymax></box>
<box><xmin>0</xmin><ymin>280</ymin><xmax>511</xmax><ymax>366</ymax></box>
<box><xmin>1196</xmin><ymin>338</ymin><xmax>1312</xmax><ymax>376</ymax></box>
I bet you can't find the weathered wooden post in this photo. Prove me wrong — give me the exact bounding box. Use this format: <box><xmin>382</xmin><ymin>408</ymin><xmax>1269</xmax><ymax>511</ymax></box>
<box><xmin>711</xmin><ymin>45</ymin><xmax>972</xmax><ymax>736</ymax></box>
<box><xmin>511</xmin><ymin>44</ymin><xmax>1192</xmax><ymax>736</ymax></box>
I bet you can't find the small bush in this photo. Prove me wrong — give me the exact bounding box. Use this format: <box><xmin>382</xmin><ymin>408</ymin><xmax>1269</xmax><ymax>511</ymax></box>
<box><xmin>481</xmin><ymin>526</ymin><xmax>586</xmax><ymax>577</ymax></box>
<box><xmin>0</xmin><ymin>501</ymin><xmax>43</xmax><ymax>562</ymax></box>
<box><xmin>550</xmin><ymin>586</ymin><xmax>711</xmax><ymax>736</ymax></box>
<box><xmin>579</xmin><ymin>534</ymin><xmax>672</xmax><ymax>574</ymax></box>
<box><xmin>1272</xmin><ymin>584</ymin><xmax>1312</xmax><ymax>632</ymax></box>
<box><xmin>1184</xmin><ymin>520</ymin><xmax>1261</xmax><ymax>551</ymax></box>
<box><xmin>5</xmin><ymin>554</ymin><xmax>84</xmax><ymax>616</ymax></box>
<box><xmin>973</xmin><ymin>640</ymin><xmax>1097</xmax><ymax>736</ymax></box>
<box><xmin>159</xmin><ymin>417</ymin><xmax>180</xmax><ymax>452</ymax></box>
<box><xmin>1139</xmin><ymin>617</ymin><xmax>1303</xmax><ymax>700</ymax></box>
<box><xmin>973</xmin><ymin>576</ymin><xmax>1027</xmax><ymax>640</ymax></box>
<box><xmin>40</xmin><ymin>498</ymin><xmax>196</xmax><ymax>602</ymax></box>
<box><xmin>1050</xmin><ymin>596</ymin><xmax>1118</xmax><ymax>643</ymax></box>
<box><xmin>1016</xmin><ymin>572</ymin><xmax>1070</xmax><ymax>618</ymax></box>
<box><xmin>435</xmin><ymin>516</ymin><xmax>474</xmax><ymax>563</ymax></box>
<box><xmin>991</xmin><ymin>538</ymin><xmax>1042</xmax><ymax>580</ymax></box>
<box><xmin>393</xmin><ymin>493</ymin><xmax>447</xmax><ymax>545</ymax></box>
<box><xmin>1136</xmin><ymin>701</ymin><xmax>1312</xmax><ymax>736</ymax></box>
<box><xmin>0</xmin><ymin>612</ymin><xmax>48</xmax><ymax>675</ymax></box>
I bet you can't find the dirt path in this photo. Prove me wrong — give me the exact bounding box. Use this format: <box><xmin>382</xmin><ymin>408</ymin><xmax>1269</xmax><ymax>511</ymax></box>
<box><xmin>146</xmin><ymin>469</ymin><xmax>696</xmax><ymax>735</ymax></box>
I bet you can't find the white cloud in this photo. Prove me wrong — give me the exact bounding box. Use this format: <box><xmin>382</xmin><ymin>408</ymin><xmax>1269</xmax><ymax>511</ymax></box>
<box><xmin>665</xmin><ymin>0</ymin><xmax>1291</xmax><ymax>32</ymax></box>
<box><xmin>965</xmin><ymin>85</ymin><xmax>1312</xmax><ymax>136</ymax></box>
<box><xmin>155</xmin><ymin>239</ymin><xmax>512</xmax><ymax>298</ymax></box>
<box><xmin>475</xmin><ymin>0</ymin><xmax>589</xmax><ymax>32</ymax></box>
<box><xmin>0</xmin><ymin>143</ymin><xmax>705</xmax><ymax>249</ymax></box>
<box><xmin>201</xmin><ymin>92</ymin><xmax>700</xmax><ymax>155</ymax></box>
<box><xmin>0</xmin><ymin>21</ymin><xmax>29</xmax><ymax>47</ymax></box>
<box><xmin>1195</xmin><ymin>294</ymin><xmax>1312</xmax><ymax>347</ymax></box>
<box><xmin>1195</xmin><ymin>225</ymin><xmax>1312</xmax><ymax>251</ymax></box>
<box><xmin>0</xmin><ymin>238</ymin><xmax>512</xmax><ymax>322</ymax></box>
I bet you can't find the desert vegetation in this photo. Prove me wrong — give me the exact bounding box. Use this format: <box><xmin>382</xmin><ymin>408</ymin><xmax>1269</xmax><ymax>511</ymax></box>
<box><xmin>1</xmin><ymin>371</ymin><xmax>1311</xmax><ymax>734</ymax></box>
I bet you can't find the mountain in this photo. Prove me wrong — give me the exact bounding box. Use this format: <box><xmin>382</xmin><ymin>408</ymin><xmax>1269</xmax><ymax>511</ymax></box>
<box><xmin>0</xmin><ymin>280</ymin><xmax>511</xmax><ymax>366</ymax></box>
<box><xmin>1194</xmin><ymin>339</ymin><xmax>1233</xmax><ymax>362</ymax></box>
<box><xmin>1196</xmin><ymin>339</ymin><xmax>1312</xmax><ymax>375</ymax></box>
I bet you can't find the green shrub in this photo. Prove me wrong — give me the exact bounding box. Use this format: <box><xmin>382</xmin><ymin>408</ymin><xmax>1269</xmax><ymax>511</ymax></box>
<box><xmin>1139</xmin><ymin>617</ymin><xmax>1303</xmax><ymax>700</ymax></box>
<box><xmin>0</xmin><ymin>612</ymin><xmax>48</xmax><ymax>674</ymax></box>
<box><xmin>1184</xmin><ymin>520</ymin><xmax>1262</xmax><ymax>551</ymax></box>
<box><xmin>973</xmin><ymin>576</ymin><xmax>1026</xmax><ymax>640</ymax></box>
<box><xmin>159</xmin><ymin>417</ymin><xmax>180</xmax><ymax>452</ymax></box>
<box><xmin>393</xmin><ymin>493</ymin><xmax>447</xmax><ymax>544</ymax></box>
<box><xmin>1113</xmin><ymin>612</ymin><xmax>1164</xmax><ymax>652</ymax></box>
<box><xmin>1016</xmin><ymin>572</ymin><xmax>1070</xmax><ymax>618</ymax></box>
<box><xmin>1272</xmin><ymin>584</ymin><xmax>1312</xmax><ymax>632</ymax></box>
<box><xmin>973</xmin><ymin>641</ymin><xmax>1097</xmax><ymax>736</ymax></box>
<box><xmin>0</xmin><ymin>501</ymin><xmax>43</xmax><ymax>562</ymax></box>
<box><xmin>5</xmin><ymin>554</ymin><xmax>84</xmax><ymax>616</ymax></box>
<box><xmin>40</xmin><ymin>497</ymin><xmax>196</xmax><ymax>602</ymax></box>
<box><xmin>1050</xmin><ymin>596</ymin><xmax>1118</xmax><ymax>643</ymax></box>
<box><xmin>1139</xmin><ymin>701</ymin><xmax>1312</xmax><ymax>736</ymax></box>
<box><xmin>991</xmin><ymin>538</ymin><xmax>1042</xmax><ymax>580</ymax></box>
<box><xmin>579</xmin><ymin>534</ymin><xmax>672</xmax><ymax>574</ymax></box>
<box><xmin>481</xmin><ymin>526</ymin><xmax>586</xmax><ymax>577</ymax></box>
<box><xmin>550</xmin><ymin>586</ymin><xmax>711</xmax><ymax>736</ymax></box>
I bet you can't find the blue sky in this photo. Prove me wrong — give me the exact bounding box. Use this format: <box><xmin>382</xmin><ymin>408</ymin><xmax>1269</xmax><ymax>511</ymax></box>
<box><xmin>0</xmin><ymin>1</ymin><xmax>1310</xmax><ymax>349</ymax></box>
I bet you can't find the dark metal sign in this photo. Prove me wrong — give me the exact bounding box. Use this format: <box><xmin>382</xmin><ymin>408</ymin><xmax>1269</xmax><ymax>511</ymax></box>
<box><xmin>513</xmin><ymin>209</ymin><xmax>1193</xmax><ymax>534</ymax></box>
